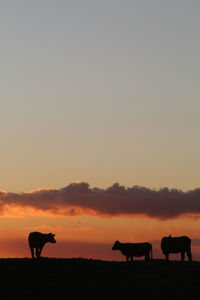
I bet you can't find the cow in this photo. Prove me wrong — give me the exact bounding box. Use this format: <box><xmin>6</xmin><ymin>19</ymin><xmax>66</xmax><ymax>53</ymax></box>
<box><xmin>28</xmin><ymin>232</ymin><xmax>56</xmax><ymax>259</ymax></box>
<box><xmin>161</xmin><ymin>235</ymin><xmax>192</xmax><ymax>262</ymax></box>
<box><xmin>112</xmin><ymin>240</ymin><xmax>153</xmax><ymax>262</ymax></box>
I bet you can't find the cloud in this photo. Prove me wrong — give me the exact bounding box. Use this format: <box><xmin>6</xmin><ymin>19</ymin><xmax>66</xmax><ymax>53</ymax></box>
<box><xmin>0</xmin><ymin>182</ymin><xmax>200</xmax><ymax>219</ymax></box>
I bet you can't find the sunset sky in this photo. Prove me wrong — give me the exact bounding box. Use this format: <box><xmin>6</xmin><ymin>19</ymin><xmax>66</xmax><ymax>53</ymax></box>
<box><xmin>0</xmin><ymin>0</ymin><xmax>200</xmax><ymax>260</ymax></box>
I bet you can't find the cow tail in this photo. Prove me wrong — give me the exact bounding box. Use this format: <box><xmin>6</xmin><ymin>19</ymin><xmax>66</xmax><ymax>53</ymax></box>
<box><xmin>151</xmin><ymin>245</ymin><xmax>153</xmax><ymax>260</ymax></box>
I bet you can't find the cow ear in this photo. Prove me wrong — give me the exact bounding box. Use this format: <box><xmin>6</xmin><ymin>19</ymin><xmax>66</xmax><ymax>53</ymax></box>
<box><xmin>53</xmin><ymin>234</ymin><xmax>55</xmax><ymax>236</ymax></box>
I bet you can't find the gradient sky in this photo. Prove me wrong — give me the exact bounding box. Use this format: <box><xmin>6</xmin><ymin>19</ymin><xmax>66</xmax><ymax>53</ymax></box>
<box><xmin>0</xmin><ymin>1</ymin><xmax>200</xmax><ymax>260</ymax></box>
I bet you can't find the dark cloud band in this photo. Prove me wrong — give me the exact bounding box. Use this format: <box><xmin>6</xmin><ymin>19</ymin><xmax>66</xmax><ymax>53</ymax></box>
<box><xmin>0</xmin><ymin>182</ymin><xmax>200</xmax><ymax>219</ymax></box>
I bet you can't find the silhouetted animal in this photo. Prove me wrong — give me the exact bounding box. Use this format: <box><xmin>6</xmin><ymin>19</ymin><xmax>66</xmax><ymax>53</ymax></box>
<box><xmin>28</xmin><ymin>232</ymin><xmax>56</xmax><ymax>259</ymax></box>
<box><xmin>161</xmin><ymin>235</ymin><xmax>192</xmax><ymax>262</ymax></box>
<box><xmin>112</xmin><ymin>240</ymin><xmax>153</xmax><ymax>262</ymax></box>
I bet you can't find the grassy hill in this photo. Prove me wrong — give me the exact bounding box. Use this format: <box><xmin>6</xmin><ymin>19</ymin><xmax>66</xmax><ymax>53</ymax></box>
<box><xmin>0</xmin><ymin>258</ymin><xmax>199</xmax><ymax>299</ymax></box>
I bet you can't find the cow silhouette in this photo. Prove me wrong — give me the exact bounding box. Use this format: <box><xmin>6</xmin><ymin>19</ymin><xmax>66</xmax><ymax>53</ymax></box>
<box><xmin>28</xmin><ymin>232</ymin><xmax>56</xmax><ymax>259</ymax></box>
<box><xmin>112</xmin><ymin>240</ymin><xmax>153</xmax><ymax>262</ymax></box>
<box><xmin>161</xmin><ymin>235</ymin><xmax>192</xmax><ymax>262</ymax></box>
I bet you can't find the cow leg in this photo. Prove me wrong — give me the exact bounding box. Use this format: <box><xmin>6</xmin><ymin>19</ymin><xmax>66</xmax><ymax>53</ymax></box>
<box><xmin>186</xmin><ymin>249</ymin><xmax>192</xmax><ymax>262</ymax></box>
<box><xmin>36</xmin><ymin>248</ymin><xmax>40</xmax><ymax>259</ymax></box>
<box><xmin>181</xmin><ymin>252</ymin><xmax>185</xmax><ymax>262</ymax></box>
<box><xmin>165</xmin><ymin>253</ymin><xmax>169</xmax><ymax>262</ymax></box>
<box><xmin>38</xmin><ymin>248</ymin><xmax>42</xmax><ymax>258</ymax></box>
<box><xmin>30</xmin><ymin>246</ymin><xmax>35</xmax><ymax>259</ymax></box>
<box><xmin>36</xmin><ymin>245</ymin><xmax>44</xmax><ymax>258</ymax></box>
<box><xmin>126</xmin><ymin>256</ymin><xmax>129</xmax><ymax>262</ymax></box>
<box><xmin>145</xmin><ymin>251</ymin><xmax>150</xmax><ymax>261</ymax></box>
<box><xmin>39</xmin><ymin>245</ymin><xmax>44</xmax><ymax>258</ymax></box>
<box><xmin>130</xmin><ymin>256</ymin><xmax>133</xmax><ymax>262</ymax></box>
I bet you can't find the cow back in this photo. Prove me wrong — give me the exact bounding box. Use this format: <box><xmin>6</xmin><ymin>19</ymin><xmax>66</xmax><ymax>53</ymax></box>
<box><xmin>120</xmin><ymin>242</ymin><xmax>151</xmax><ymax>257</ymax></box>
<box><xmin>161</xmin><ymin>236</ymin><xmax>191</xmax><ymax>253</ymax></box>
<box><xmin>28</xmin><ymin>232</ymin><xmax>47</xmax><ymax>248</ymax></box>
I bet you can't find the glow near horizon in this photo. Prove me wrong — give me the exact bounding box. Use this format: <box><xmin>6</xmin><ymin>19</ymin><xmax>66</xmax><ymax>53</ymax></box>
<box><xmin>0</xmin><ymin>213</ymin><xmax>200</xmax><ymax>260</ymax></box>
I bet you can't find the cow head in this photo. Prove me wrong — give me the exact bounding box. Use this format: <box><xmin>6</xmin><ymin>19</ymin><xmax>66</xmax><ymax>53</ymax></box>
<box><xmin>47</xmin><ymin>233</ymin><xmax>56</xmax><ymax>243</ymax></box>
<box><xmin>112</xmin><ymin>240</ymin><xmax>120</xmax><ymax>250</ymax></box>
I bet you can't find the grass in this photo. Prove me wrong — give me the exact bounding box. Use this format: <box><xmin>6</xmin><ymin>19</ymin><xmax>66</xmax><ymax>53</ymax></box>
<box><xmin>0</xmin><ymin>258</ymin><xmax>199</xmax><ymax>299</ymax></box>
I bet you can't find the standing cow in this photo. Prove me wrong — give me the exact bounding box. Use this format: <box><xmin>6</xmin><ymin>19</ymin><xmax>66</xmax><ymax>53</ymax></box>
<box><xmin>161</xmin><ymin>235</ymin><xmax>192</xmax><ymax>262</ymax></box>
<box><xmin>112</xmin><ymin>240</ymin><xmax>153</xmax><ymax>262</ymax></box>
<box><xmin>28</xmin><ymin>232</ymin><xmax>56</xmax><ymax>259</ymax></box>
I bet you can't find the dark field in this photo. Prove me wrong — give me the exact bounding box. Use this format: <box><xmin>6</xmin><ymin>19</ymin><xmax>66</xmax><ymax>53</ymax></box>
<box><xmin>0</xmin><ymin>258</ymin><xmax>199</xmax><ymax>299</ymax></box>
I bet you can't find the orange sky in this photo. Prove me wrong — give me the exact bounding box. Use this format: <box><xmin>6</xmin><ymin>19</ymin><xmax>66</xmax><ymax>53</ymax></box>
<box><xmin>0</xmin><ymin>206</ymin><xmax>200</xmax><ymax>261</ymax></box>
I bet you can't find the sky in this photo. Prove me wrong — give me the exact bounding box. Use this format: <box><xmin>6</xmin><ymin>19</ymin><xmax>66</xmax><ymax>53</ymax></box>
<box><xmin>0</xmin><ymin>0</ymin><xmax>200</xmax><ymax>260</ymax></box>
